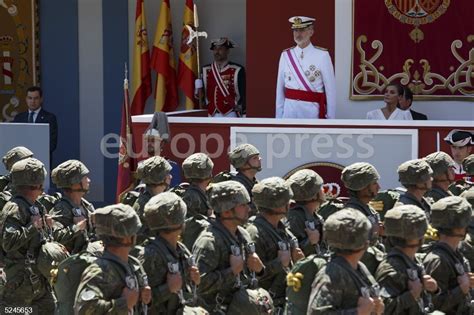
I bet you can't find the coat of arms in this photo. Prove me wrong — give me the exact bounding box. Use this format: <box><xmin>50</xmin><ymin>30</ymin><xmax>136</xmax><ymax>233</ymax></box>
<box><xmin>385</xmin><ymin>0</ymin><xmax>450</xmax><ymax>43</ymax></box>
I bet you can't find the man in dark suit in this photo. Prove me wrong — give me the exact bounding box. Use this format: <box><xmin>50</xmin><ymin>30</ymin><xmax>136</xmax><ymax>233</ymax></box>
<box><xmin>13</xmin><ymin>86</ymin><xmax>58</xmax><ymax>161</ymax></box>
<box><xmin>398</xmin><ymin>86</ymin><xmax>428</xmax><ymax>120</ymax></box>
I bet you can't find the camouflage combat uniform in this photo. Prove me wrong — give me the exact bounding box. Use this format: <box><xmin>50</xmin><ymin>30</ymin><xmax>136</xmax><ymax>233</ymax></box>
<box><xmin>423</xmin><ymin>196</ymin><xmax>473</xmax><ymax>314</ymax></box>
<box><xmin>50</xmin><ymin>160</ymin><xmax>95</xmax><ymax>254</ymax></box>
<box><xmin>375</xmin><ymin>205</ymin><xmax>432</xmax><ymax>314</ymax></box>
<box><xmin>74</xmin><ymin>203</ymin><xmax>146</xmax><ymax>315</ymax></box>
<box><xmin>286</xmin><ymin>169</ymin><xmax>326</xmax><ymax>256</ymax></box>
<box><xmin>0</xmin><ymin>158</ymin><xmax>55</xmax><ymax>313</ymax></box>
<box><xmin>424</xmin><ymin>152</ymin><xmax>456</xmax><ymax>202</ymax></box>
<box><xmin>308</xmin><ymin>209</ymin><xmax>381</xmax><ymax>314</ymax></box>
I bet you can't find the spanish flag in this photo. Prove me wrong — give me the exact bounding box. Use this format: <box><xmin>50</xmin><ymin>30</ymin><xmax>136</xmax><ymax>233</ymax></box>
<box><xmin>130</xmin><ymin>0</ymin><xmax>152</xmax><ymax>116</ymax></box>
<box><xmin>177</xmin><ymin>0</ymin><xmax>198</xmax><ymax>110</ymax></box>
<box><xmin>151</xmin><ymin>0</ymin><xmax>178</xmax><ymax>112</ymax></box>
<box><xmin>116</xmin><ymin>70</ymin><xmax>137</xmax><ymax>202</ymax></box>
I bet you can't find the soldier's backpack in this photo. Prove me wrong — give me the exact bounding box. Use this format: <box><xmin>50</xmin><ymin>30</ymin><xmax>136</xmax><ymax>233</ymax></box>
<box><xmin>211</xmin><ymin>171</ymin><xmax>236</xmax><ymax>184</ymax></box>
<box><xmin>285</xmin><ymin>254</ymin><xmax>327</xmax><ymax>315</ymax></box>
<box><xmin>53</xmin><ymin>243</ymin><xmax>104</xmax><ymax>315</ymax></box>
<box><xmin>37</xmin><ymin>192</ymin><xmax>62</xmax><ymax>212</ymax></box>
<box><xmin>169</xmin><ymin>182</ymin><xmax>190</xmax><ymax>198</ymax></box>
<box><xmin>369</xmin><ymin>189</ymin><xmax>401</xmax><ymax>221</ymax></box>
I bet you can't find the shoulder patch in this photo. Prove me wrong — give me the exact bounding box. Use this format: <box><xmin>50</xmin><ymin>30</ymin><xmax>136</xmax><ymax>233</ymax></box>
<box><xmin>80</xmin><ymin>289</ymin><xmax>96</xmax><ymax>301</ymax></box>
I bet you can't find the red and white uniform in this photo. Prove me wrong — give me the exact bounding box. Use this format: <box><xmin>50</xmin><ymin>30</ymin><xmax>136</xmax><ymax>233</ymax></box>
<box><xmin>203</xmin><ymin>61</ymin><xmax>245</xmax><ymax>117</ymax></box>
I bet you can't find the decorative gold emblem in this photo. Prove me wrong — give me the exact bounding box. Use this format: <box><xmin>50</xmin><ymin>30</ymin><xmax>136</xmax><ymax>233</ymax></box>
<box><xmin>385</xmin><ymin>0</ymin><xmax>450</xmax><ymax>43</ymax></box>
<box><xmin>351</xmin><ymin>34</ymin><xmax>474</xmax><ymax>99</ymax></box>
<box><xmin>294</xmin><ymin>17</ymin><xmax>302</xmax><ymax>26</ymax></box>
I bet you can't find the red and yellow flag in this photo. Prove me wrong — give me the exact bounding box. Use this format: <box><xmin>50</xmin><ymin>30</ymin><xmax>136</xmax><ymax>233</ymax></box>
<box><xmin>130</xmin><ymin>0</ymin><xmax>152</xmax><ymax>116</ymax></box>
<box><xmin>177</xmin><ymin>0</ymin><xmax>198</xmax><ymax>110</ymax></box>
<box><xmin>116</xmin><ymin>73</ymin><xmax>137</xmax><ymax>202</ymax></box>
<box><xmin>151</xmin><ymin>0</ymin><xmax>178</xmax><ymax>112</ymax></box>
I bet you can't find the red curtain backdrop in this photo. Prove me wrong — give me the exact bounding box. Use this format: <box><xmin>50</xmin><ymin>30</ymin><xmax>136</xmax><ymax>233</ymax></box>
<box><xmin>351</xmin><ymin>0</ymin><xmax>474</xmax><ymax>100</ymax></box>
<box><xmin>246</xmin><ymin>0</ymin><xmax>335</xmax><ymax>117</ymax></box>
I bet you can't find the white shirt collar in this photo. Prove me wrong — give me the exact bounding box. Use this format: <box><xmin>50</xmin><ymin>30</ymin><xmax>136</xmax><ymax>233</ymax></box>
<box><xmin>29</xmin><ymin>107</ymin><xmax>42</xmax><ymax>114</ymax></box>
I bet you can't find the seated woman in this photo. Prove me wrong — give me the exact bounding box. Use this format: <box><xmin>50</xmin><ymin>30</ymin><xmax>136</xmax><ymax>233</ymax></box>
<box><xmin>366</xmin><ymin>83</ymin><xmax>413</xmax><ymax>120</ymax></box>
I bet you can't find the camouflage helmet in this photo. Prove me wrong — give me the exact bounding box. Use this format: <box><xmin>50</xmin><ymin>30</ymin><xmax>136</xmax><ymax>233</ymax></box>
<box><xmin>463</xmin><ymin>154</ymin><xmax>474</xmax><ymax>176</ymax></box>
<box><xmin>431</xmin><ymin>196</ymin><xmax>472</xmax><ymax>230</ymax></box>
<box><xmin>229</xmin><ymin>143</ymin><xmax>260</xmax><ymax>169</ymax></box>
<box><xmin>94</xmin><ymin>203</ymin><xmax>142</xmax><ymax>238</ymax></box>
<box><xmin>324</xmin><ymin>209</ymin><xmax>371</xmax><ymax>250</ymax></box>
<box><xmin>144</xmin><ymin>192</ymin><xmax>187</xmax><ymax>230</ymax></box>
<box><xmin>341</xmin><ymin>162</ymin><xmax>380</xmax><ymax>191</ymax></box>
<box><xmin>397</xmin><ymin>159</ymin><xmax>433</xmax><ymax>186</ymax></box>
<box><xmin>424</xmin><ymin>151</ymin><xmax>455</xmax><ymax>178</ymax></box>
<box><xmin>10</xmin><ymin>157</ymin><xmax>46</xmax><ymax>186</ymax></box>
<box><xmin>384</xmin><ymin>205</ymin><xmax>428</xmax><ymax>240</ymax></box>
<box><xmin>182</xmin><ymin>153</ymin><xmax>214</xmax><ymax>180</ymax></box>
<box><xmin>252</xmin><ymin>177</ymin><xmax>293</xmax><ymax>210</ymax></box>
<box><xmin>287</xmin><ymin>169</ymin><xmax>323</xmax><ymax>202</ymax></box>
<box><xmin>207</xmin><ymin>180</ymin><xmax>250</xmax><ymax>213</ymax></box>
<box><xmin>2</xmin><ymin>146</ymin><xmax>34</xmax><ymax>171</ymax></box>
<box><xmin>136</xmin><ymin>156</ymin><xmax>172</xmax><ymax>185</ymax></box>
<box><xmin>460</xmin><ymin>190</ymin><xmax>474</xmax><ymax>231</ymax></box>
<box><xmin>227</xmin><ymin>288</ymin><xmax>274</xmax><ymax>315</ymax></box>
<box><xmin>51</xmin><ymin>160</ymin><xmax>89</xmax><ymax>188</ymax></box>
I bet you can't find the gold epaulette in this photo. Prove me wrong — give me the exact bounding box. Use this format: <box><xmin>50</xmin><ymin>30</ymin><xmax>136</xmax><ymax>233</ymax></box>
<box><xmin>314</xmin><ymin>45</ymin><xmax>328</xmax><ymax>51</ymax></box>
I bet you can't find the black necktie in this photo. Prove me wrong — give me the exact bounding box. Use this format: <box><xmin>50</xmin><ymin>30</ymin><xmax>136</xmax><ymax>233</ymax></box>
<box><xmin>28</xmin><ymin>111</ymin><xmax>34</xmax><ymax>123</ymax></box>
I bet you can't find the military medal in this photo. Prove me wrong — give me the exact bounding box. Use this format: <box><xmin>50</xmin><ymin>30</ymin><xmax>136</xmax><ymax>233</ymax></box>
<box><xmin>309</xmin><ymin>65</ymin><xmax>316</xmax><ymax>71</ymax></box>
<box><xmin>304</xmin><ymin>70</ymin><xmax>310</xmax><ymax>77</ymax></box>
<box><xmin>309</xmin><ymin>76</ymin><xmax>315</xmax><ymax>82</ymax></box>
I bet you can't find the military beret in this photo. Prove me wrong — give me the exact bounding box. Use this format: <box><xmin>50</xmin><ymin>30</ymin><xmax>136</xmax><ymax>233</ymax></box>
<box><xmin>52</xmin><ymin>160</ymin><xmax>89</xmax><ymax>188</ymax></box>
<box><xmin>136</xmin><ymin>156</ymin><xmax>172</xmax><ymax>185</ymax></box>
<box><xmin>287</xmin><ymin>169</ymin><xmax>323</xmax><ymax>202</ymax></box>
<box><xmin>384</xmin><ymin>205</ymin><xmax>428</xmax><ymax>240</ymax></box>
<box><xmin>207</xmin><ymin>180</ymin><xmax>250</xmax><ymax>213</ymax></box>
<box><xmin>182</xmin><ymin>153</ymin><xmax>214</xmax><ymax>180</ymax></box>
<box><xmin>10</xmin><ymin>157</ymin><xmax>46</xmax><ymax>186</ymax></box>
<box><xmin>94</xmin><ymin>203</ymin><xmax>142</xmax><ymax>238</ymax></box>
<box><xmin>145</xmin><ymin>192</ymin><xmax>187</xmax><ymax>230</ymax></box>
<box><xmin>229</xmin><ymin>144</ymin><xmax>260</xmax><ymax>169</ymax></box>
<box><xmin>2</xmin><ymin>146</ymin><xmax>33</xmax><ymax>171</ymax></box>
<box><xmin>253</xmin><ymin>177</ymin><xmax>293</xmax><ymax>210</ymax></box>
<box><xmin>431</xmin><ymin>196</ymin><xmax>472</xmax><ymax>230</ymax></box>
<box><xmin>324</xmin><ymin>209</ymin><xmax>371</xmax><ymax>250</ymax></box>
<box><xmin>341</xmin><ymin>162</ymin><xmax>380</xmax><ymax>191</ymax></box>
<box><xmin>424</xmin><ymin>152</ymin><xmax>455</xmax><ymax>178</ymax></box>
<box><xmin>397</xmin><ymin>159</ymin><xmax>433</xmax><ymax>186</ymax></box>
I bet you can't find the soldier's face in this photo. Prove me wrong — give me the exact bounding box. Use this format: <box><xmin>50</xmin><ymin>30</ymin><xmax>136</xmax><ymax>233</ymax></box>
<box><xmin>367</xmin><ymin>181</ymin><xmax>380</xmax><ymax>198</ymax></box>
<box><xmin>233</xmin><ymin>203</ymin><xmax>250</xmax><ymax>224</ymax></box>
<box><xmin>293</xmin><ymin>27</ymin><xmax>314</xmax><ymax>46</ymax></box>
<box><xmin>147</xmin><ymin>137</ymin><xmax>163</xmax><ymax>156</ymax></box>
<box><xmin>247</xmin><ymin>155</ymin><xmax>262</xmax><ymax>171</ymax></box>
<box><xmin>450</xmin><ymin>145</ymin><xmax>471</xmax><ymax>164</ymax></box>
<box><xmin>81</xmin><ymin>175</ymin><xmax>91</xmax><ymax>191</ymax></box>
<box><xmin>26</xmin><ymin>91</ymin><xmax>42</xmax><ymax>111</ymax></box>
<box><xmin>213</xmin><ymin>46</ymin><xmax>230</xmax><ymax>62</ymax></box>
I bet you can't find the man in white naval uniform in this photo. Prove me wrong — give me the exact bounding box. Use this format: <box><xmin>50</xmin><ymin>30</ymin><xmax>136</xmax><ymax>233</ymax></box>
<box><xmin>444</xmin><ymin>129</ymin><xmax>473</xmax><ymax>180</ymax></box>
<box><xmin>275</xmin><ymin>16</ymin><xmax>336</xmax><ymax>119</ymax></box>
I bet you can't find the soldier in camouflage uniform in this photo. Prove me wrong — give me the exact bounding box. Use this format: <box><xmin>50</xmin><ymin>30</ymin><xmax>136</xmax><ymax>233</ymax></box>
<box><xmin>246</xmin><ymin>177</ymin><xmax>305</xmax><ymax>310</ymax></box>
<box><xmin>397</xmin><ymin>159</ymin><xmax>434</xmax><ymax>218</ymax></box>
<box><xmin>181</xmin><ymin>153</ymin><xmax>214</xmax><ymax>249</ymax></box>
<box><xmin>307</xmin><ymin>209</ymin><xmax>384</xmax><ymax>315</ymax></box>
<box><xmin>193</xmin><ymin>181</ymin><xmax>267</xmax><ymax>313</ymax></box>
<box><xmin>341</xmin><ymin>162</ymin><xmax>385</xmax><ymax>275</ymax></box>
<box><xmin>375</xmin><ymin>205</ymin><xmax>439</xmax><ymax>314</ymax></box>
<box><xmin>0</xmin><ymin>158</ymin><xmax>56</xmax><ymax>313</ymax></box>
<box><xmin>74</xmin><ymin>203</ymin><xmax>151</xmax><ymax>314</ymax></box>
<box><xmin>424</xmin><ymin>152</ymin><xmax>455</xmax><ymax>202</ymax></box>
<box><xmin>133</xmin><ymin>155</ymin><xmax>172</xmax><ymax>243</ymax></box>
<box><xmin>0</xmin><ymin>146</ymin><xmax>34</xmax><ymax>192</ymax></box>
<box><xmin>459</xmin><ymin>190</ymin><xmax>474</xmax><ymax>272</ymax></box>
<box><xmin>286</xmin><ymin>169</ymin><xmax>326</xmax><ymax>256</ymax></box>
<box><xmin>229</xmin><ymin>143</ymin><xmax>262</xmax><ymax>215</ymax></box>
<box><xmin>423</xmin><ymin>196</ymin><xmax>474</xmax><ymax>314</ymax></box>
<box><xmin>49</xmin><ymin>160</ymin><xmax>95</xmax><ymax>254</ymax></box>
<box><xmin>133</xmin><ymin>192</ymin><xmax>204</xmax><ymax>313</ymax></box>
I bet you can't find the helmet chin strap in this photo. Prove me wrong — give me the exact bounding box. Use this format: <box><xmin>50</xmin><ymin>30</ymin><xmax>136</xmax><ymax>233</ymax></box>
<box><xmin>69</xmin><ymin>182</ymin><xmax>89</xmax><ymax>193</ymax></box>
